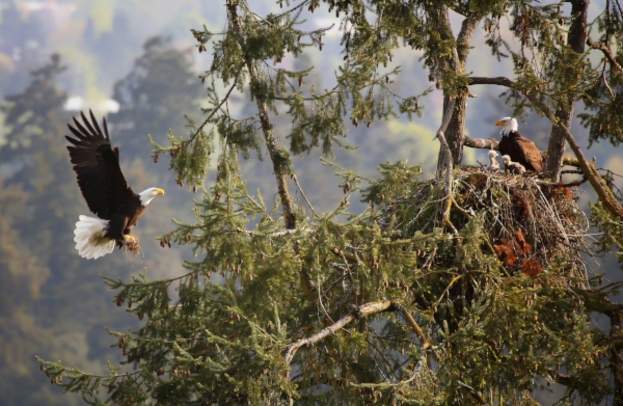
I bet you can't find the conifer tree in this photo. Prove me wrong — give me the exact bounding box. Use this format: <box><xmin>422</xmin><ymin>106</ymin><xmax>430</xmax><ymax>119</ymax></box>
<box><xmin>39</xmin><ymin>1</ymin><xmax>623</xmax><ymax>404</ymax></box>
<box><xmin>109</xmin><ymin>37</ymin><xmax>202</xmax><ymax>158</ymax></box>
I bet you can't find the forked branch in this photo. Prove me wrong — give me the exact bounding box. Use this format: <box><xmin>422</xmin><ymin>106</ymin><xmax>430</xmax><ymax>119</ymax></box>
<box><xmin>284</xmin><ymin>300</ymin><xmax>431</xmax><ymax>368</ymax></box>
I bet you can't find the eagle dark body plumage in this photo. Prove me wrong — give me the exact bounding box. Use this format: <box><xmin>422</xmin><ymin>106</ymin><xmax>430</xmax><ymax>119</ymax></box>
<box><xmin>498</xmin><ymin>131</ymin><xmax>543</xmax><ymax>172</ymax></box>
<box><xmin>66</xmin><ymin>111</ymin><xmax>145</xmax><ymax>246</ymax></box>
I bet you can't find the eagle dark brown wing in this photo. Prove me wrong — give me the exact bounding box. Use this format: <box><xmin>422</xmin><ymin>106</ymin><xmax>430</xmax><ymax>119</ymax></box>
<box><xmin>499</xmin><ymin>132</ymin><xmax>543</xmax><ymax>172</ymax></box>
<box><xmin>65</xmin><ymin>110</ymin><xmax>135</xmax><ymax>220</ymax></box>
<box><xmin>514</xmin><ymin>134</ymin><xmax>543</xmax><ymax>172</ymax></box>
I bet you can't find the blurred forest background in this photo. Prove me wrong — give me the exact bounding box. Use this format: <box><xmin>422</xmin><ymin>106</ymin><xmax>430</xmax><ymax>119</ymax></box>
<box><xmin>0</xmin><ymin>1</ymin><xmax>620</xmax><ymax>404</ymax></box>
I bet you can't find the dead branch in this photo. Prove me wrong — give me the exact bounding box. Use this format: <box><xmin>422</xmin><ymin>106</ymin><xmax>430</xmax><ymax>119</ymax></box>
<box><xmin>284</xmin><ymin>300</ymin><xmax>393</xmax><ymax>366</ymax></box>
<box><xmin>467</xmin><ymin>76</ymin><xmax>516</xmax><ymax>87</ymax></box>
<box><xmin>292</xmin><ymin>173</ymin><xmax>318</xmax><ymax>217</ymax></box>
<box><xmin>284</xmin><ymin>300</ymin><xmax>433</xmax><ymax>369</ymax></box>
<box><xmin>392</xmin><ymin>303</ymin><xmax>432</xmax><ymax>350</ymax></box>
<box><xmin>464</xmin><ymin>136</ymin><xmax>499</xmax><ymax>150</ymax></box>
<box><xmin>588</xmin><ymin>40</ymin><xmax>623</xmax><ymax>75</ymax></box>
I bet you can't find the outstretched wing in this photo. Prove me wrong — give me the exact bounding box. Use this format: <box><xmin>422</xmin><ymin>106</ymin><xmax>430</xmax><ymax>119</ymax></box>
<box><xmin>65</xmin><ymin>110</ymin><xmax>135</xmax><ymax>219</ymax></box>
<box><xmin>515</xmin><ymin>134</ymin><xmax>543</xmax><ymax>172</ymax></box>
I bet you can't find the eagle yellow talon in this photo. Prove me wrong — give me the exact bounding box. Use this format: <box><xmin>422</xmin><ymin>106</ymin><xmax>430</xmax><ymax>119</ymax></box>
<box><xmin>123</xmin><ymin>234</ymin><xmax>137</xmax><ymax>244</ymax></box>
<box><xmin>122</xmin><ymin>234</ymin><xmax>140</xmax><ymax>254</ymax></box>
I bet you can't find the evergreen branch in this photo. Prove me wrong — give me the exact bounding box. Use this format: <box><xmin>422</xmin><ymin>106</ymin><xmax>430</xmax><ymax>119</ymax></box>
<box><xmin>188</xmin><ymin>71</ymin><xmax>241</xmax><ymax>144</ymax></box>
<box><xmin>284</xmin><ymin>300</ymin><xmax>393</xmax><ymax>366</ymax></box>
<box><xmin>227</xmin><ymin>0</ymin><xmax>297</xmax><ymax>230</ymax></box>
<box><xmin>227</xmin><ymin>0</ymin><xmax>315</xmax><ymax>303</ymax></box>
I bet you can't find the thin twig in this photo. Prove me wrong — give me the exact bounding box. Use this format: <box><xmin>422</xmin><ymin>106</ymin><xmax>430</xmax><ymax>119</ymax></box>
<box><xmin>291</xmin><ymin>173</ymin><xmax>318</xmax><ymax>217</ymax></box>
<box><xmin>188</xmin><ymin>72</ymin><xmax>240</xmax><ymax>143</ymax></box>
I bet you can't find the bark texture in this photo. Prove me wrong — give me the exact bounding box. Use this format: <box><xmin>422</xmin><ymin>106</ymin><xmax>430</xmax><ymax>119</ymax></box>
<box><xmin>432</xmin><ymin>9</ymin><xmax>480</xmax><ymax>172</ymax></box>
<box><xmin>544</xmin><ymin>0</ymin><xmax>588</xmax><ymax>181</ymax></box>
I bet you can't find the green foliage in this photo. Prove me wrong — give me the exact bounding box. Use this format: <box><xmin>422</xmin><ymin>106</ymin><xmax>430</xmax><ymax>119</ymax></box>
<box><xmin>38</xmin><ymin>158</ymin><xmax>609</xmax><ymax>403</ymax></box>
<box><xmin>35</xmin><ymin>0</ymin><xmax>623</xmax><ymax>404</ymax></box>
<box><xmin>592</xmin><ymin>202</ymin><xmax>623</xmax><ymax>263</ymax></box>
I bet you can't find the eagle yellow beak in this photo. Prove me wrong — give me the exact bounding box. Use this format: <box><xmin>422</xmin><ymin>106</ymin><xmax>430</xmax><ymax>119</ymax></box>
<box><xmin>155</xmin><ymin>188</ymin><xmax>166</xmax><ymax>197</ymax></box>
<box><xmin>495</xmin><ymin>119</ymin><xmax>508</xmax><ymax>127</ymax></box>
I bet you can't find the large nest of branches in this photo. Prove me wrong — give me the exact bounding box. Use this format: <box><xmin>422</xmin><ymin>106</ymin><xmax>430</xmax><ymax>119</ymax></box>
<box><xmin>369</xmin><ymin>164</ymin><xmax>590</xmax><ymax>285</ymax></box>
<box><xmin>456</xmin><ymin>169</ymin><xmax>588</xmax><ymax>281</ymax></box>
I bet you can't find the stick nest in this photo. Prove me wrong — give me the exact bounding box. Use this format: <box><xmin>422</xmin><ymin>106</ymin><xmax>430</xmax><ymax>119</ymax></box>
<box><xmin>378</xmin><ymin>167</ymin><xmax>589</xmax><ymax>283</ymax></box>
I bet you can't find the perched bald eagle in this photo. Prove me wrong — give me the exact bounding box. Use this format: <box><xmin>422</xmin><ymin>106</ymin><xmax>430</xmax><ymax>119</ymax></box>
<box><xmin>495</xmin><ymin>117</ymin><xmax>543</xmax><ymax>172</ymax></box>
<box><xmin>66</xmin><ymin>111</ymin><xmax>165</xmax><ymax>259</ymax></box>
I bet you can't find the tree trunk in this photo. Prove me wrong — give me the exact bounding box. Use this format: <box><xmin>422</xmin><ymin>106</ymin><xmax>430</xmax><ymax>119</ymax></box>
<box><xmin>445</xmin><ymin>90</ymin><xmax>468</xmax><ymax>164</ymax></box>
<box><xmin>436</xmin><ymin>92</ymin><xmax>467</xmax><ymax>175</ymax></box>
<box><xmin>434</xmin><ymin>12</ymin><xmax>478</xmax><ymax>170</ymax></box>
<box><xmin>544</xmin><ymin>0</ymin><xmax>588</xmax><ymax>180</ymax></box>
<box><xmin>226</xmin><ymin>0</ymin><xmax>296</xmax><ymax>229</ymax></box>
<box><xmin>611</xmin><ymin>309</ymin><xmax>623</xmax><ymax>404</ymax></box>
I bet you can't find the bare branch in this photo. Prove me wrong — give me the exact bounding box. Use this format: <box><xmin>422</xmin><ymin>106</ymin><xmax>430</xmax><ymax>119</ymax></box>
<box><xmin>588</xmin><ymin>40</ymin><xmax>623</xmax><ymax>75</ymax></box>
<box><xmin>464</xmin><ymin>136</ymin><xmax>499</xmax><ymax>150</ymax></box>
<box><xmin>392</xmin><ymin>303</ymin><xmax>432</xmax><ymax>350</ymax></box>
<box><xmin>467</xmin><ymin>76</ymin><xmax>516</xmax><ymax>87</ymax></box>
<box><xmin>292</xmin><ymin>173</ymin><xmax>318</xmax><ymax>217</ymax></box>
<box><xmin>188</xmin><ymin>72</ymin><xmax>240</xmax><ymax>144</ymax></box>
<box><xmin>284</xmin><ymin>300</ymin><xmax>393</xmax><ymax>365</ymax></box>
<box><xmin>456</xmin><ymin>16</ymin><xmax>480</xmax><ymax>63</ymax></box>
<box><xmin>284</xmin><ymin>300</ymin><xmax>434</xmax><ymax>371</ymax></box>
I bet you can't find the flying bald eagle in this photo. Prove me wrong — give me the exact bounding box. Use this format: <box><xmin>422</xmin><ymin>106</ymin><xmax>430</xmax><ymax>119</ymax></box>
<box><xmin>66</xmin><ymin>111</ymin><xmax>165</xmax><ymax>259</ymax></box>
<box><xmin>495</xmin><ymin>117</ymin><xmax>543</xmax><ymax>172</ymax></box>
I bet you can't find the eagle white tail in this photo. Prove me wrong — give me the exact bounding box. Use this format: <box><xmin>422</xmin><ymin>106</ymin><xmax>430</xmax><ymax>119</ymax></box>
<box><xmin>73</xmin><ymin>215</ymin><xmax>116</xmax><ymax>259</ymax></box>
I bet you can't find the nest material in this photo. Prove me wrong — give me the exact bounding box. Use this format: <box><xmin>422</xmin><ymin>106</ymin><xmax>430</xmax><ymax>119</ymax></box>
<box><xmin>457</xmin><ymin>169</ymin><xmax>587</xmax><ymax>279</ymax></box>
<box><xmin>396</xmin><ymin>168</ymin><xmax>589</xmax><ymax>283</ymax></box>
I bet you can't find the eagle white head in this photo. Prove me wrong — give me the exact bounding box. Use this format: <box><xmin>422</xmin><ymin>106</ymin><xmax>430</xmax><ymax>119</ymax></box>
<box><xmin>495</xmin><ymin>116</ymin><xmax>518</xmax><ymax>135</ymax></box>
<box><xmin>501</xmin><ymin>154</ymin><xmax>512</xmax><ymax>165</ymax></box>
<box><xmin>139</xmin><ymin>187</ymin><xmax>166</xmax><ymax>206</ymax></box>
